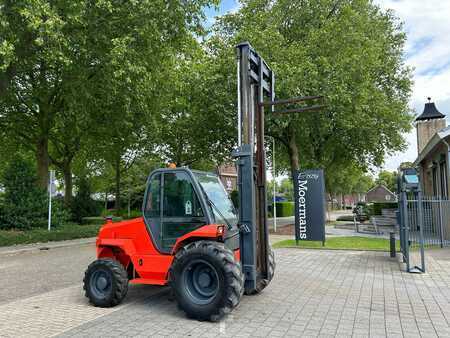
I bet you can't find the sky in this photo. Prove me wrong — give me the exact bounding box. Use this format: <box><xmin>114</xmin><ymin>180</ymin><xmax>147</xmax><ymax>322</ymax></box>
<box><xmin>375</xmin><ymin>0</ymin><xmax>450</xmax><ymax>172</ymax></box>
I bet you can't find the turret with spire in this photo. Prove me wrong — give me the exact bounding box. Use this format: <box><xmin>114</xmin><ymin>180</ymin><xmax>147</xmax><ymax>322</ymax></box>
<box><xmin>416</xmin><ymin>98</ymin><xmax>446</xmax><ymax>154</ymax></box>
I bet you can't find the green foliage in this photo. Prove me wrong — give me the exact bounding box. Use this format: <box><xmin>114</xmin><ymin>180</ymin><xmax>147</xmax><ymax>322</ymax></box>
<box><xmin>154</xmin><ymin>43</ymin><xmax>236</xmax><ymax>167</ymax></box>
<box><xmin>71</xmin><ymin>177</ymin><xmax>100</xmax><ymax>223</ymax></box>
<box><xmin>275</xmin><ymin>202</ymin><xmax>295</xmax><ymax>217</ymax></box>
<box><xmin>370</xmin><ymin>202</ymin><xmax>397</xmax><ymax>216</ymax></box>
<box><xmin>0</xmin><ymin>158</ymin><xmax>68</xmax><ymax>229</ymax></box>
<box><xmin>0</xmin><ymin>0</ymin><xmax>218</xmax><ymax>206</ymax></box>
<box><xmin>327</xmin><ymin>165</ymin><xmax>374</xmax><ymax>195</ymax></box>
<box><xmin>375</xmin><ymin>170</ymin><xmax>397</xmax><ymax>193</ymax></box>
<box><xmin>212</xmin><ymin>0</ymin><xmax>413</xmax><ymax>190</ymax></box>
<box><xmin>230</xmin><ymin>190</ymin><xmax>239</xmax><ymax>209</ymax></box>
<box><xmin>0</xmin><ymin>223</ymin><xmax>101</xmax><ymax>247</ymax></box>
<box><xmin>113</xmin><ymin>209</ymin><xmax>141</xmax><ymax>219</ymax></box>
<box><xmin>0</xmin><ymin>0</ymin><xmax>413</xmax><ymax>229</ymax></box>
<box><xmin>278</xmin><ymin>178</ymin><xmax>294</xmax><ymax>200</ymax></box>
<box><xmin>81</xmin><ymin>216</ymin><xmax>123</xmax><ymax>225</ymax></box>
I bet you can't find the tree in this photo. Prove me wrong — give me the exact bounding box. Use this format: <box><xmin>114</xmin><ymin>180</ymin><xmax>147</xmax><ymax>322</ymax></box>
<box><xmin>154</xmin><ymin>40</ymin><xmax>236</xmax><ymax>167</ymax></box>
<box><xmin>353</xmin><ymin>174</ymin><xmax>374</xmax><ymax>194</ymax></box>
<box><xmin>326</xmin><ymin>164</ymin><xmax>374</xmax><ymax>195</ymax></box>
<box><xmin>82</xmin><ymin>2</ymin><xmax>218</xmax><ymax>210</ymax></box>
<box><xmin>399</xmin><ymin>161</ymin><xmax>413</xmax><ymax>170</ymax></box>
<box><xmin>376</xmin><ymin>170</ymin><xmax>397</xmax><ymax>192</ymax></box>
<box><xmin>0</xmin><ymin>157</ymin><xmax>68</xmax><ymax>229</ymax></box>
<box><xmin>211</xmin><ymin>0</ymin><xmax>413</xmax><ymax>189</ymax></box>
<box><xmin>0</xmin><ymin>0</ymin><xmax>217</xmax><ymax>195</ymax></box>
<box><xmin>71</xmin><ymin>176</ymin><xmax>99</xmax><ymax>223</ymax></box>
<box><xmin>278</xmin><ymin>178</ymin><xmax>294</xmax><ymax>200</ymax></box>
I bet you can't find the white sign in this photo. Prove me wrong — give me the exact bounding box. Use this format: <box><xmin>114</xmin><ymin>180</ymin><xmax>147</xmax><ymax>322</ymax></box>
<box><xmin>48</xmin><ymin>170</ymin><xmax>55</xmax><ymax>231</ymax></box>
<box><xmin>226</xmin><ymin>178</ymin><xmax>232</xmax><ymax>191</ymax></box>
<box><xmin>48</xmin><ymin>170</ymin><xmax>57</xmax><ymax>197</ymax></box>
<box><xmin>185</xmin><ymin>200</ymin><xmax>192</xmax><ymax>215</ymax></box>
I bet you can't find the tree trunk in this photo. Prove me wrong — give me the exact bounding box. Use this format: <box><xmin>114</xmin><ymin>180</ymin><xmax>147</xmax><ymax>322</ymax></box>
<box><xmin>287</xmin><ymin>127</ymin><xmax>300</xmax><ymax>175</ymax></box>
<box><xmin>36</xmin><ymin>136</ymin><xmax>50</xmax><ymax>189</ymax></box>
<box><xmin>63</xmin><ymin>163</ymin><xmax>73</xmax><ymax>207</ymax></box>
<box><xmin>114</xmin><ymin>156</ymin><xmax>121</xmax><ymax>210</ymax></box>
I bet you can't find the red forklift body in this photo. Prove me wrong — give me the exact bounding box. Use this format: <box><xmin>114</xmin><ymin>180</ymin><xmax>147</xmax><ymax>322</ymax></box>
<box><xmin>94</xmin><ymin>168</ymin><xmax>241</xmax><ymax>286</ymax></box>
<box><xmin>96</xmin><ymin>218</ymin><xmax>228</xmax><ymax>285</ymax></box>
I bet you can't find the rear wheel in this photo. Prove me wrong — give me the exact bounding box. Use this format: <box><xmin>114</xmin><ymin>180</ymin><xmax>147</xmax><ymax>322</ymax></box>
<box><xmin>83</xmin><ymin>258</ymin><xmax>128</xmax><ymax>307</ymax></box>
<box><xmin>169</xmin><ymin>241</ymin><xmax>244</xmax><ymax>321</ymax></box>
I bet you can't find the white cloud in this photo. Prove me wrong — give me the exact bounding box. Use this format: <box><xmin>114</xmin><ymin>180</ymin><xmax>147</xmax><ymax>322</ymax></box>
<box><xmin>375</xmin><ymin>0</ymin><xmax>450</xmax><ymax>171</ymax></box>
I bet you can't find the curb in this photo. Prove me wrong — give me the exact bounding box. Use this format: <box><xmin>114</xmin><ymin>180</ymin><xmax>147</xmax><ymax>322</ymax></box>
<box><xmin>0</xmin><ymin>237</ymin><xmax>96</xmax><ymax>256</ymax></box>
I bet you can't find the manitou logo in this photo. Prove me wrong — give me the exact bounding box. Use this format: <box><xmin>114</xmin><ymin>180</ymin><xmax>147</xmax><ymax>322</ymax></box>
<box><xmin>297</xmin><ymin>179</ymin><xmax>308</xmax><ymax>239</ymax></box>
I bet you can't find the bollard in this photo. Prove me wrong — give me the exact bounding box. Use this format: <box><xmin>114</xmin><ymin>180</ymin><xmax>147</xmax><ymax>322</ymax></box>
<box><xmin>390</xmin><ymin>232</ymin><xmax>396</xmax><ymax>258</ymax></box>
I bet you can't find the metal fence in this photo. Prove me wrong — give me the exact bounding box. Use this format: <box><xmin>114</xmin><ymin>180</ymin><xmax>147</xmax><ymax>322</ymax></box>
<box><xmin>399</xmin><ymin>191</ymin><xmax>450</xmax><ymax>273</ymax></box>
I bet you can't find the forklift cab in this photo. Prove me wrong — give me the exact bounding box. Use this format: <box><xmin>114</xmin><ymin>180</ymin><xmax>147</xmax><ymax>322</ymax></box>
<box><xmin>143</xmin><ymin>168</ymin><xmax>239</xmax><ymax>253</ymax></box>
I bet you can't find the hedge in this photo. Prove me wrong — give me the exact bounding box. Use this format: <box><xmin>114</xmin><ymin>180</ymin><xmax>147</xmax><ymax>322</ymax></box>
<box><xmin>275</xmin><ymin>202</ymin><xmax>295</xmax><ymax>217</ymax></box>
<box><xmin>369</xmin><ymin>202</ymin><xmax>397</xmax><ymax>216</ymax></box>
<box><xmin>81</xmin><ymin>216</ymin><xmax>123</xmax><ymax>225</ymax></box>
<box><xmin>0</xmin><ymin>224</ymin><xmax>101</xmax><ymax>247</ymax></box>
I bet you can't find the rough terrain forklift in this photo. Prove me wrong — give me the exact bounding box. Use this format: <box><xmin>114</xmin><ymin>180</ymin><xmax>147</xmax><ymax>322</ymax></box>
<box><xmin>84</xmin><ymin>42</ymin><xmax>287</xmax><ymax>321</ymax></box>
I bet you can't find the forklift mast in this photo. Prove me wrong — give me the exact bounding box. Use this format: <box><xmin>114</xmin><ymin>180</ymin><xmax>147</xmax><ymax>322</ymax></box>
<box><xmin>233</xmin><ymin>42</ymin><xmax>274</xmax><ymax>293</ymax></box>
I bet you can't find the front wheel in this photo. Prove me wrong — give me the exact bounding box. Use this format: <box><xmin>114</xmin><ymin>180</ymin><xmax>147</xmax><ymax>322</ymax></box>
<box><xmin>169</xmin><ymin>241</ymin><xmax>244</xmax><ymax>321</ymax></box>
<box><xmin>83</xmin><ymin>258</ymin><xmax>128</xmax><ymax>307</ymax></box>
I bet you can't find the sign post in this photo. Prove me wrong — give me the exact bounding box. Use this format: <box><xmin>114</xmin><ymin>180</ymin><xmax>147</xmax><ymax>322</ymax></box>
<box><xmin>293</xmin><ymin>169</ymin><xmax>326</xmax><ymax>245</ymax></box>
<box><xmin>48</xmin><ymin>170</ymin><xmax>55</xmax><ymax>231</ymax></box>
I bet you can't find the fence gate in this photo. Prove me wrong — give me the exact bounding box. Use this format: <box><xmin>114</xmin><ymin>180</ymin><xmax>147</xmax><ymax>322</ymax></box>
<box><xmin>399</xmin><ymin>187</ymin><xmax>450</xmax><ymax>273</ymax></box>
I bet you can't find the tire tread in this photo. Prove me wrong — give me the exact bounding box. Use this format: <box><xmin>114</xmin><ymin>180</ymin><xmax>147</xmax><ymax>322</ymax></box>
<box><xmin>83</xmin><ymin>258</ymin><xmax>129</xmax><ymax>307</ymax></box>
<box><xmin>169</xmin><ymin>241</ymin><xmax>244</xmax><ymax>321</ymax></box>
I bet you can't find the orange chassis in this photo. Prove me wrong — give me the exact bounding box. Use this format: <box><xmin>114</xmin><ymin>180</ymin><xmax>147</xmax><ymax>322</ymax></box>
<box><xmin>96</xmin><ymin>217</ymin><xmax>240</xmax><ymax>286</ymax></box>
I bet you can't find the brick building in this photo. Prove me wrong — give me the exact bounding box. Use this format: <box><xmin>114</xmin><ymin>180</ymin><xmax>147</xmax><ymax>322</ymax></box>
<box><xmin>366</xmin><ymin>185</ymin><xmax>396</xmax><ymax>203</ymax></box>
<box><xmin>216</xmin><ymin>164</ymin><xmax>237</xmax><ymax>192</ymax></box>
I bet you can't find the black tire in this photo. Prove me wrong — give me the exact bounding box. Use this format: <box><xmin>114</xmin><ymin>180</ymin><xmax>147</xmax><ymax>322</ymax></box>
<box><xmin>83</xmin><ymin>258</ymin><xmax>128</xmax><ymax>307</ymax></box>
<box><xmin>169</xmin><ymin>241</ymin><xmax>244</xmax><ymax>322</ymax></box>
<box><xmin>244</xmin><ymin>246</ymin><xmax>276</xmax><ymax>295</ymax></box>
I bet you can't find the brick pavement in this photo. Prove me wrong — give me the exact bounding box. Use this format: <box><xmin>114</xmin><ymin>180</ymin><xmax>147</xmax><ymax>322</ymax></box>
<box><xmin>0</xmin><ymin>283</ymin><xmax>162</xmax><ymax>337</ymax></box>
<box><xmin>3</xmin><ymin>248</ymin><xmax>450</xmax><ymax>337</ymax></box>
<box><xmin>58</xmin><ymin>249</ymin><xmax>450</xmax><ymax>338</ymax></box>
